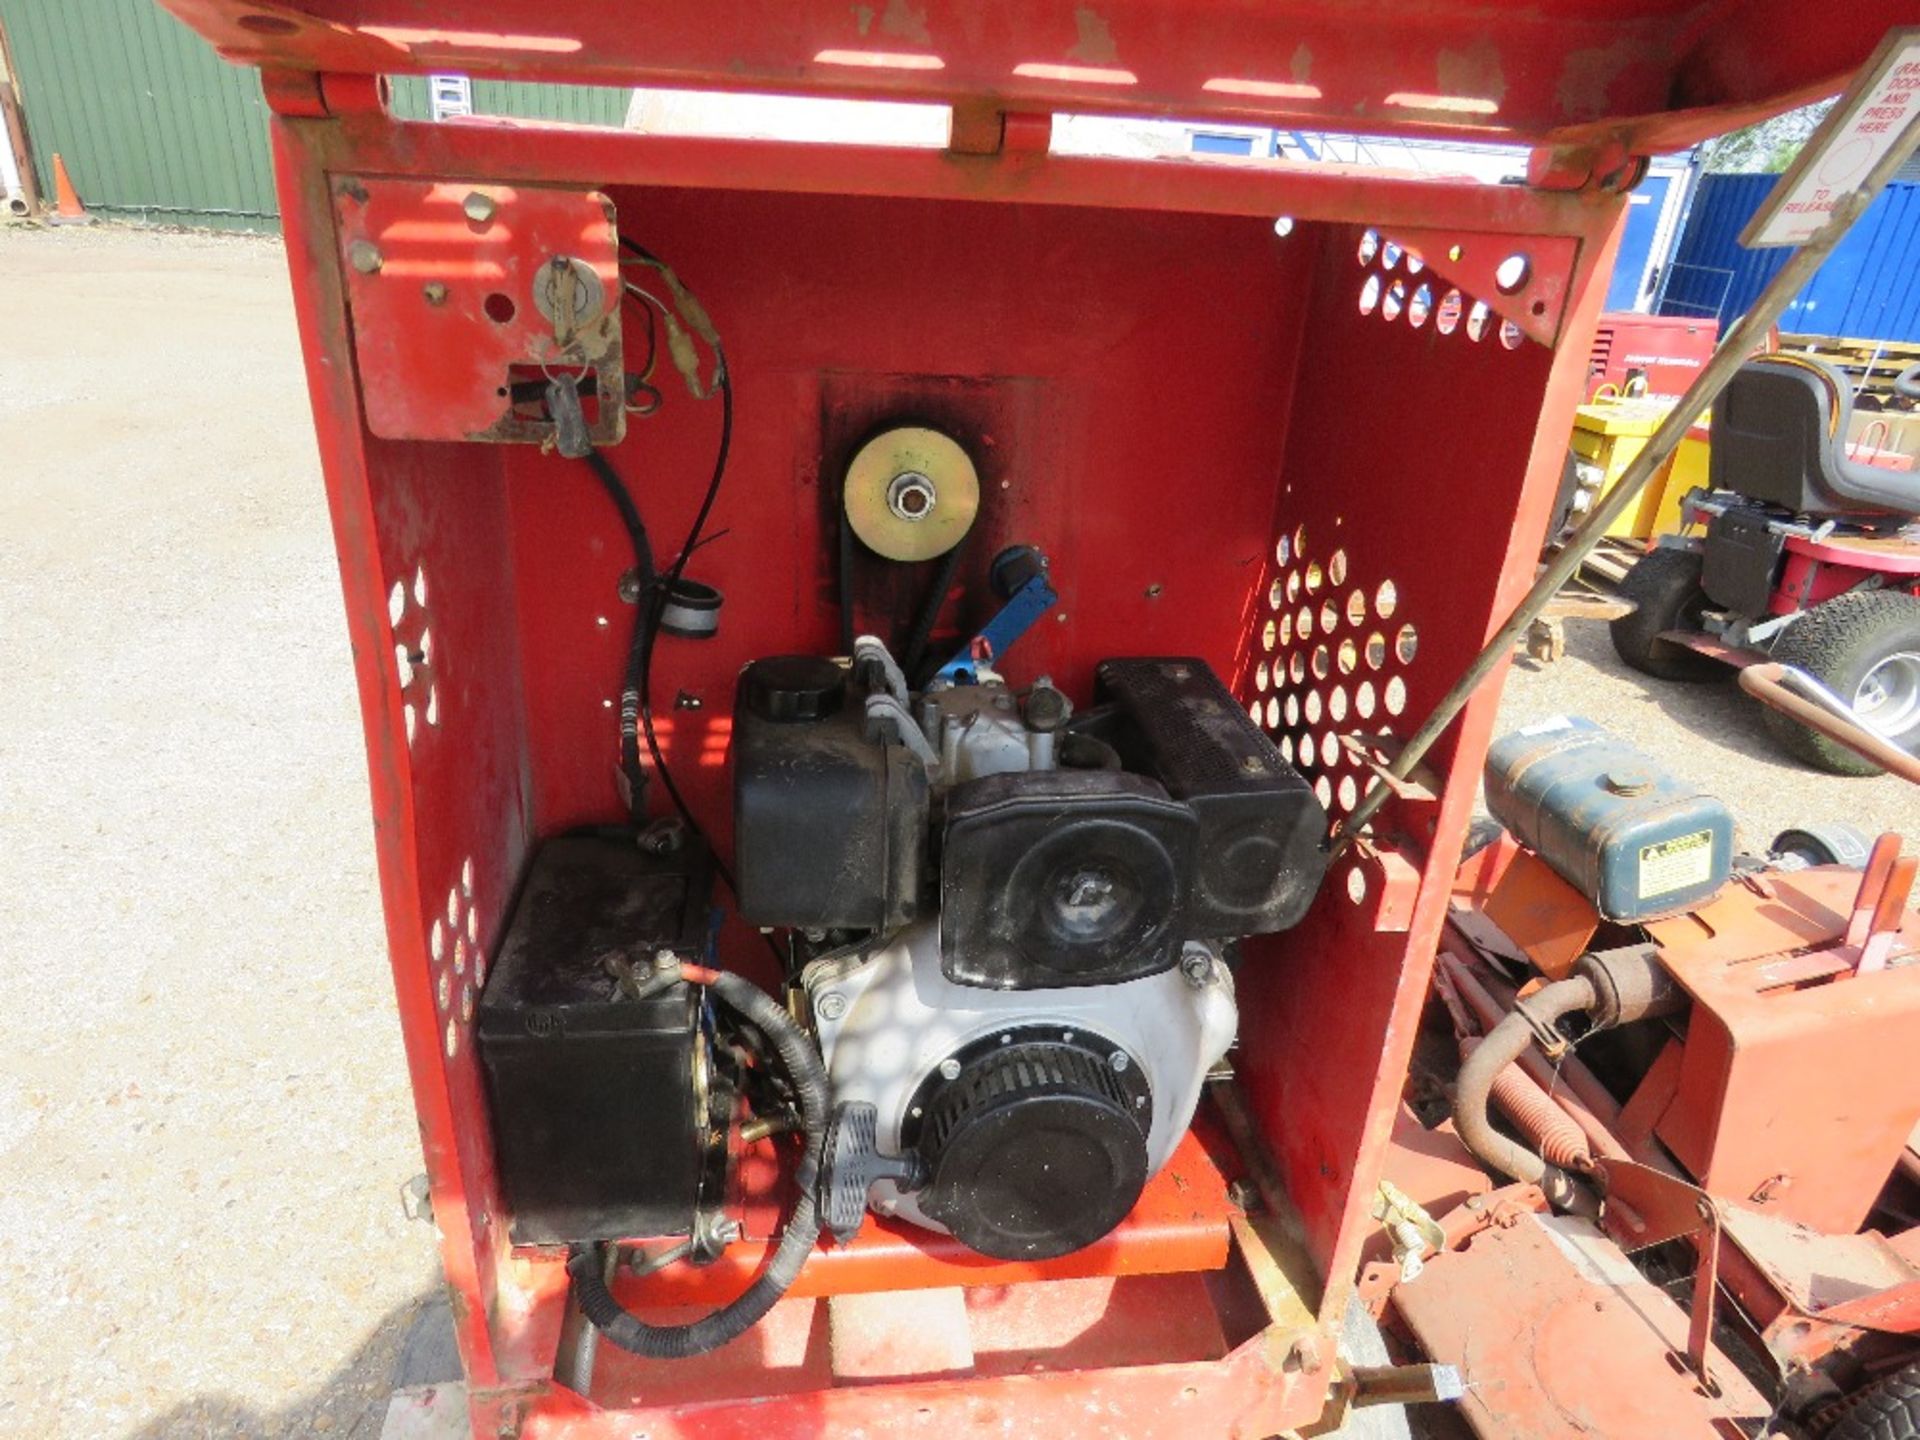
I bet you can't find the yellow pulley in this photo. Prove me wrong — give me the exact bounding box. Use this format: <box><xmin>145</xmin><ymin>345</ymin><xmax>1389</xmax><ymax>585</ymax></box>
<box><xmin>842</xmin><ymin>426</ymin><xmax>980</xmax><ymax>563</ymax></box>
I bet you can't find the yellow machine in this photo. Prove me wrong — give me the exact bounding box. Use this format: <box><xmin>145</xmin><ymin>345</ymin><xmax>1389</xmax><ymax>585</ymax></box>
<box><xmin>1566</xmin><ymin>394</ymin><xmax>1700</xmax><ymax>541</ymax></box>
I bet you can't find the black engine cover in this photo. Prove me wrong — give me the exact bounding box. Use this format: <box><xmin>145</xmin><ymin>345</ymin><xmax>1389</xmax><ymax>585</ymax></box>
<box><xmin>732</xmin><ymin>655</ymin><xmax>929</xmax><ymax>930</ymax></box>
<box><xmin>940</xmin><ymin>769</ymin><xmax>1197</xmax><ymax>988</ymax></box>
<box><xmin>1096</xmin><ymin>657</ymin><xmax>1328</xmax><ymax>936</ymax></box>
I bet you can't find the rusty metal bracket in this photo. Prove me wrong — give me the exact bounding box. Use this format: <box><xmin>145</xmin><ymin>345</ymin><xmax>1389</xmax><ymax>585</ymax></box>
<box><xmin>1339</xmin><ymin>732</ymin><xmax>1439</xmax><ymax>803</ymax></box>
<box><xmin>1527</xmin><ymin>140</ymin><xmax>1650</xmax><ymax>194</ymax></box>
<box><xmin>948</xmin><ymin>104</ymin><xmax>1052</xmax><ymax>156</ymax></box>
<box><xmin>1349</xmin><ymin>836</ymin><xmax>1422</xmax><ymax>932</ymax></box>
<box><xmin>1601</xmin><ymin>1159</ymin><xmax>1724</xmax><ymax>1396</ymax></box>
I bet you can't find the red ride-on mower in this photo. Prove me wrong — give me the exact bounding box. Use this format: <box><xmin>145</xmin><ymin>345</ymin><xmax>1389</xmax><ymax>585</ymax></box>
<box><xmin>1610</xmin><ymin>356</ymin><xmax>1920</xmax><ymax>775</ymax></box>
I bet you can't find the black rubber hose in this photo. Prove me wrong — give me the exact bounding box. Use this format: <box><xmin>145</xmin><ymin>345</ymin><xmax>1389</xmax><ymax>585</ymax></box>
<box><xmin>567</xmin><ymin>967</ymin><xmax>829</xmax><ymax>1358</ymax></box>
<box><xmin>1452</xmin><ymin>973</ymin><xmax>1597</xmax><ymax>1211</ymax></box>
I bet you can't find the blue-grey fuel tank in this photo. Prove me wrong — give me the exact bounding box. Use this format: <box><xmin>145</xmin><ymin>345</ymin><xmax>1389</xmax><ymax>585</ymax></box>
<box><xmin>1484</xmin><ymin>715</ymin><xmax>1732</xmax><ymax>922</ymax></box>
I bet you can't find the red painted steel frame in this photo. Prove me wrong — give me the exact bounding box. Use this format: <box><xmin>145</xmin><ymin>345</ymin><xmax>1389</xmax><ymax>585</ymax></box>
<box><xmin>256</xmin><ymin>94</ymin><xmax>1621</xmax><ymax>1438</ymax></box>
<box><xmin>165</xmin><ymin>0</ymin><xmax>1918</xmax><ymax>161</ymax></box>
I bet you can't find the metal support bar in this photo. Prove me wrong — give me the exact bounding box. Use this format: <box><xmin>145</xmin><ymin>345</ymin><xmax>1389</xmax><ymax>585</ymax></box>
<box><xmin>1350</xmin><ymin>1362</ymin><xmax>1466</xmax><ymax>1407</ymax></box>
<box><xmin>1336</xmin><ymin>184</ymin><xmax>1887</xmax><ymax>855</ymax></box>
<box><xmin>1739</xmin><ymin>662</ymin><xmax>1920</xmax><ymax>785</ymax></box>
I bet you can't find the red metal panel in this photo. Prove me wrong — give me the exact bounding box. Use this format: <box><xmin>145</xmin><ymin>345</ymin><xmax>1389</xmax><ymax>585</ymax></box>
<box><xmin>1394</xmin><ymin>1211</ymin><xmax>1769</xmax><ymax>1438</ymax></box>
<box><xmin>1651</xmin><ymin>869</ymin><xmax>1920</xmax><ymax>1233</ymax></box>
<box><xmin>331</xmin><ymin>179</ymin><xmax>625</xmax><ymax>446</ymax></box>
<box><xmin>161</xmin><ymin>0</ymin><xmax>1906</xmax><ymax>157</ymax></box>
<box><xmin>1231</xmin><ymin>198</ymin><xmax>1618</xmax><ymax>1287</ymax></box>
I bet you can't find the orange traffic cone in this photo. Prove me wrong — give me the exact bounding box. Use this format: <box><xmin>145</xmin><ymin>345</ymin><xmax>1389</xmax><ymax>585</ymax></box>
<box><xmin>49</xmin><ymin>152</ymin><xmax>92</xmax><ymax>225</ymax></box>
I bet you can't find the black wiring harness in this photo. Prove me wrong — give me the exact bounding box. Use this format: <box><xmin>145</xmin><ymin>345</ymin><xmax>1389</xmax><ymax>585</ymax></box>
<box><xmin>562</xmin><ymin>242</ymin><xmax>822</xmax><ymax>1360</ymax></box>
<box><xmin>584</xmin><ymin>238</ymin><xmax>734</xmax><ymax>882</ymax></box>
<box><xmin>566</xmin><ymin>962</ymin><xmax>829</xmax><ymax>1358</ymax></box>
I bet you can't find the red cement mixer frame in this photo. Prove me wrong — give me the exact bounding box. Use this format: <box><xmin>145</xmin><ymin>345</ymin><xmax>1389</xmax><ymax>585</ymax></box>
<box><xmin>155</xmin><ymin>3</ymin><xmax>1907</xmax><ymax>1433</ymax></box>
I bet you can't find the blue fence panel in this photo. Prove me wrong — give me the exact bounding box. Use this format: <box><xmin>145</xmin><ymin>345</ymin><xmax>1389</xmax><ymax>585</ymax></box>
<box><xmin>1659</xmin><ymin>173</ymin><xmax>1920</xmax><ymax>342</ymax></box>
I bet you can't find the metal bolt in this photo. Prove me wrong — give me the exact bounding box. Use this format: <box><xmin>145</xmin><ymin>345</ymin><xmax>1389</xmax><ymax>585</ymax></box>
<box><xmin>939</xmin><ymin>1058</ymin><xmax>962</xmax><ymax>1080</ymax></box>
<box><xmin>1180</xmin><ymin>950</ymin><xmax>1214</xmax><ymax>986</ymax></box>
<box><xmin>885</xmin><ymin>471</ymin><xmax>937</xmax><ymax>522</ymax></box>
<box><xmin>462</xmin><ymin>191</ymin><xmax>496</xmax><ymax>224</ymax></box>
<box><xmin>422</xmin><ymin>281</ymin><xmax>448</xmax><ymax>305</ymax></box>
<box><xmin>348</xmin><ymin>240</ymin><xmax>383</xmax><ymax>274</ymax></box>
<box><xmin>816</xmin><ymin>991</ymin><xmax>848</xmax><ymax>1021</ymax></box>
<box><xmin>653</xmin><ymin>949</ymin><xmax>678</xmax><ymax>971</ymax></box>
<box><xmin>1067</xmin><ymin>872</ymin><xmax>1114</xmax><ymax>906</ymax></box>
<box><xmin>1284</xmin><ymin>1336</ymin><xmax>1324</xmax><ymax>1374</ymax></box>
<box><xmin>1110</xmin><ymin>1051</ymin><xmax>1130</xmax><ymax>1073</ymax></box>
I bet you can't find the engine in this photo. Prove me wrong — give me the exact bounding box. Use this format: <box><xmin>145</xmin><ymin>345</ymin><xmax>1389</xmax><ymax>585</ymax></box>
<box><xmin>732</xmin><ymin>639</ymin><xmax>1328</xmax><ymax>1258</ymax></box>
<box><xmin>475</xmin><ymin>408</ymin><xmax>1333</xmax><ymax>1356</ymax></box>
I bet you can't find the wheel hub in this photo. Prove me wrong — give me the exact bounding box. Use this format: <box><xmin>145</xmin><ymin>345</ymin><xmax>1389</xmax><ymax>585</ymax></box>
<box><xmin>1855</xmin><ymin>650</ymin><xmax>1920</xmax><ymax>741</ymax></box>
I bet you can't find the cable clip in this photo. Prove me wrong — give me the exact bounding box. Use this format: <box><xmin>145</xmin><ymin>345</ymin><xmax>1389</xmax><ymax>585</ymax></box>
<box><xmin>1513</xmin><ymin>990</ymin><xmax>1574</xmax><ymax>1060</ymax></box>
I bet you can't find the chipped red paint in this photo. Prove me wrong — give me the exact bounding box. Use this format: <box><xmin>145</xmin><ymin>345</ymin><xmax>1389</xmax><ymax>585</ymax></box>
<box><xmin>165</xmin><ymin>1</ymin><xmax>1906</xmax><ymax>158</ymax></box>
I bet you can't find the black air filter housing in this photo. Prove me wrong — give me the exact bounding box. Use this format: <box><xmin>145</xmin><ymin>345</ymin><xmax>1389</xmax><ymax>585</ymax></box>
<box><xmin>1096</xmin><ymin>656</ymin><xmax>1329</xmax><ymax>936</ymax></box>
<box><xmin>940</xmin><ymin>768</ymin><xmax>1197</xmax><ymax>988</ymax></box>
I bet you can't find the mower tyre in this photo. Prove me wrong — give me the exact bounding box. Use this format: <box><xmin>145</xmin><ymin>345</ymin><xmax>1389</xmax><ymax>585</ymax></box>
<box><xmin>1762</xmin><ymin>591</ymin><xmax>1920</xmax><ymax>777</ymax></box>
<box><xmin>1609</xmin><ymin>548</ymin><xmax>1718</xmax><ymax>681</ymax></box>
<box><xmin>1826</xmin><ymin>1359</ymin><xmax>1920</xmax><ymax>1440</ymax></box>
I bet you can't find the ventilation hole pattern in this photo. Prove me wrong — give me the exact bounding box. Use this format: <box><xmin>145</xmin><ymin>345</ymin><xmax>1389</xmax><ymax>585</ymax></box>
<box><xmin>388</xmin><ymin>564</ymin><xmax>440</xmax><ymax>749</ymax></box>
<box><xmin>1247</xmin><ymin>520</ymin><xmax>1422</xmax><ymax>828</ymax></box>
<box><xmin>1354</xmin><ymin>227</ymin><xmax>1532</xmax><ymax>349</ymax></box>
<box><xmin>431</xmin><ymin>856</ymin><xmax>482</xmax><ymax>1060</ymax></box>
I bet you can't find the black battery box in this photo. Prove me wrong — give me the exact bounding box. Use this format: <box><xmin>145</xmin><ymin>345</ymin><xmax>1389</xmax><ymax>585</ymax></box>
<box><xmin>477</xmin><ymin>835</ymin><xmax>716</xmax><ymax>1246</ymax></box>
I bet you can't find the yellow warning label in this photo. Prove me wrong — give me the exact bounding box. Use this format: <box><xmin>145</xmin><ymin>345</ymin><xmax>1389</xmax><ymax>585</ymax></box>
<box><xmin>1639</xmin><ymin>830</ymin><xmax>1713</xmax><ymax>898</ymax></box>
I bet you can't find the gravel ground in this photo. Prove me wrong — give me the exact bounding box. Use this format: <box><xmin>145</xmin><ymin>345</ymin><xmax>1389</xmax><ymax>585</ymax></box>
<box><xmin>0</xmin><ymin>225</ymin><xmax>440</xmax><ymax>1438</ymax></box>
<box><xmin>1500</xmin><ymin>622</ymin><xmax>1914</xmax><ymax>852</ymax></box>
<box><xmin>0</xmin><ymin>223</ymin><xmax>1910</xmax><ymax>1437</ymax></box>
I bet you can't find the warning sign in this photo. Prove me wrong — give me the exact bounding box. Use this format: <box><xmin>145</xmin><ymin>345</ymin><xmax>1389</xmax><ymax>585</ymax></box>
<box><xmin>1742</xmin><ymin>28</ymin><xmax>1920</xmax><ymax>249</ymax></box>
<box><xmin>1639</xmin><ymin>831</ymin><xmax>1714</xmax><ymax>900</ymax></box>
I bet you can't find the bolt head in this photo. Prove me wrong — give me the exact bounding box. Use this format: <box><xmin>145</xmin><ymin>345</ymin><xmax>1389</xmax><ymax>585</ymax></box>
<box><xmin>1283</xmin><ymin>1336</ymin><xmax>1324</xmax><ymax>1374</ymax></box>
<box><xmin>347</xmin><ymin>240</ymin><xmax>383</xmax><ymax>274</ymax></box>
<box><xmin>422</xmin><ymin>281</ymin><xmax>448</xmax><ymax>305</ymax></box>
<box><xmin>462</xmin><ymin>191</ymin><xmax>496</xmax><ymax>224</ymax></box>
<box><xmin>1109</xmin><ymin>1051</ymin><xmax>1130</xmax><ymax>1073</ymax></box>
<box><xmin>939</xmin><ymin>1058</ymin><xmax>962</xmax><ymax>1081</ymax></box>
<box><xmin>816</xmin><ymin>991</ymin><xmax>848</xmax><ymax>1021</ymax></box>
